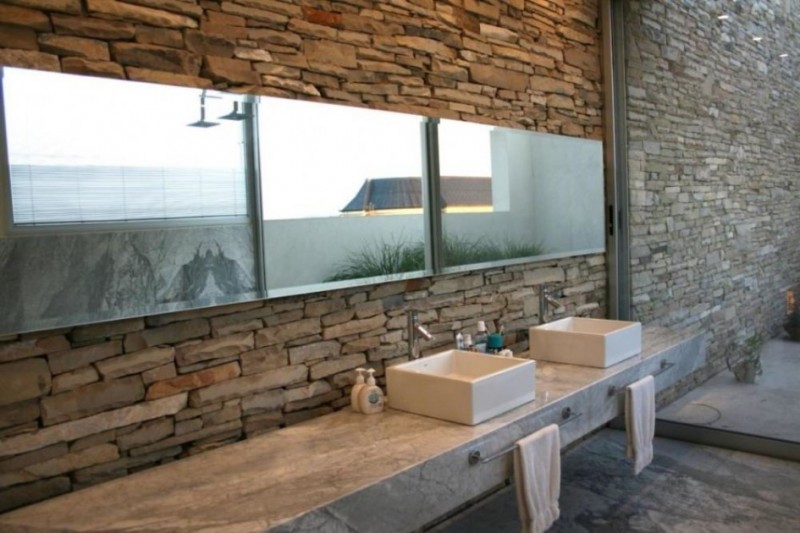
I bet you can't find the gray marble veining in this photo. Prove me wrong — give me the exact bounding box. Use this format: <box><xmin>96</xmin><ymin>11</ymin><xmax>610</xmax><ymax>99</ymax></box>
<box><xmin>0</xmin><ymin>225</ymin><xmax>257</xmax><ymax>335</ymax></box>
<box><xmin>0</xmin><ymin>327</ymin><xmax>706</xmax><ymax>532</ymax></box>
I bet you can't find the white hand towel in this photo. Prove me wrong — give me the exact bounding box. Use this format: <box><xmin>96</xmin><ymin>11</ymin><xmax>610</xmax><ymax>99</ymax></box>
<box><xmin>625</xmin><ymin>374</ymin><xmax>655</xmax><ymax>475</ymax></box>
<box><xmin>514</xmin><ymin>424</ymin><xmax>561</xmax><ymax>533</ymax></box>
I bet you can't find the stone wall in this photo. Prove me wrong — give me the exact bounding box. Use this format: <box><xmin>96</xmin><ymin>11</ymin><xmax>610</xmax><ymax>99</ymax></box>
<box><xmin>0</xmin><ymin>256</ymin><xmax>607</xmax><ymax>511</ymax></box>
<box><xmin>626</xmin><ymin>0</ymin><xmax>800</xmax><ymax>378</ymax></box>
<box><xmin>0</xmin><ymin>0</ymin><xmax>605</xmax><ymax>511</ymax></box>
<box><xmin>0</xmin><ymin>0</ymin><xmax>601</xmax><ymax>135</ymax></box>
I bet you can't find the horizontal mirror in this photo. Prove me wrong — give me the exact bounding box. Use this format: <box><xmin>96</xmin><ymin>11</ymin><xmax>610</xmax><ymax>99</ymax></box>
<box><xmin>0</xmin><ymin>66</ymin><xmax>604</xmax><ymax>336</ymax></box>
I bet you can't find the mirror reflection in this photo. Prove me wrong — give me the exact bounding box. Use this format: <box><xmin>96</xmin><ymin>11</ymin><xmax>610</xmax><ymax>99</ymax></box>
<box><xmin>439</xmin><ymin>119</ymin><xmax>604</xmax><ymax>271</ymax></box>
<box><xmin>0</xmin><ymin>66</ymin><xmax>605</xmax><ymax>336</ymax></box>
<box><xmin>259</xmin><ymin>98</ymin><xmax>428</xmax><ymax>295</ymax></box>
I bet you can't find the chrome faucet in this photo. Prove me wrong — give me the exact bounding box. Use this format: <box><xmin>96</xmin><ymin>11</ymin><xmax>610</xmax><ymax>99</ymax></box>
<box><xmin>407</xmin><ymin>310</ymin><xmax>434</xmax><ymax>359</ymax></box>
<box><xmin>539</xmin><ymin>286</ymin><xmax>562</xmax><ymax>324</ymax></box>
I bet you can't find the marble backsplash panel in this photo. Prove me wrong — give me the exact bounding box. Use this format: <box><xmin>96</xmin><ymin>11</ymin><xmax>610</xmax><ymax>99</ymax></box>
<box><xmin>0</xmin><ymin>224</ymin><xmax>257</xmax><ymax>335</ymax></box>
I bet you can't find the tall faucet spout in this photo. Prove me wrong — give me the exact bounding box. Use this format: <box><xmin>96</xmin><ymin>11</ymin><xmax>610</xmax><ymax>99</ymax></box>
<box><xmin>539</xmin><ymin>286</ymin><xmax>561</xmax><ymax>324</ymax></box>
<box><xmin>408</xmin><ymin>310</ymin><xmax>434</xmax><ymax>359</ymax></box>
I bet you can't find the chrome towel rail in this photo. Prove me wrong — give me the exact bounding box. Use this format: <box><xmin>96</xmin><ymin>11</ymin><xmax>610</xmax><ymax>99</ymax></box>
<box><xmin>468</xmin><ymin>407</ymin><xmax>582</xmax><ymax>466</ymax></box>
<box><xmin>607</xmin><ymin>359</ymin><xmax>675</xmax><ymax>397</ymax></box>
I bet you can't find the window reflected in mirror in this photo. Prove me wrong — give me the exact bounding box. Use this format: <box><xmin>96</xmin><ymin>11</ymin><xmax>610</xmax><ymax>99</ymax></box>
<box><xmin>0</xmin><ymin>67</ymin><xmax>257</xmax><ymax>335</ymax></box>
<box><xmin>3</xmin><ymin>67</ymin><xmax>247</xmax><ymax>226</ymax></box>
<box><xmin>258</xmin><ymin>98</ymin><xmax>429</xmax><ymax>295</ymax></box>
<box><xmin>438</xmin><ymin>119</ymin><xmax>604</xmax><ymax>272</ymax></box>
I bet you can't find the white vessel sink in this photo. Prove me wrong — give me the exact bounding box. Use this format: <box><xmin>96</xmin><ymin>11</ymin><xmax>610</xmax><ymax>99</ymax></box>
<box><xmin>386</xmin><ymin>350</ymin><xmax>536</xmax><ymax>426</ymax></box>
<box><xmin>529</xmin><ymin>317</ymin><xmax>642</xmax><ymax>368</ymax></box>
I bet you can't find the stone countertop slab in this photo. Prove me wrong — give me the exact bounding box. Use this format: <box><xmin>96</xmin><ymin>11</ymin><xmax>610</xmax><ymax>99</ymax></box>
<box><xmin>0</xmin><ymin>326</ymin><xmax>704</xmax><ymax>532</ymax></box>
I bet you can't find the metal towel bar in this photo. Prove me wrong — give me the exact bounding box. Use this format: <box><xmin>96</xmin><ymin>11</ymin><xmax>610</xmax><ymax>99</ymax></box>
<box><xmin>607</xmin><ymin>359</ymin><xmax>675</xmax><ymax>397</ymax></box>
<box><xmin>467</xmin><ymin>407</ymin><xmax>581</xmax><ymax>466</ymax></box>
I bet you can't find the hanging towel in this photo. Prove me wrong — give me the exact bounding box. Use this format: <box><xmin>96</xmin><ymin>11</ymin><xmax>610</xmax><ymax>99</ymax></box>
<box><xmin>626</xmin><ymin>374</ymin><xmax>655</xmax><ymax>475</ymax></box>
<box><xmin>514</xmin><ymin>424</ymin><xmax>561</xmax><ymax>533</ymax></box>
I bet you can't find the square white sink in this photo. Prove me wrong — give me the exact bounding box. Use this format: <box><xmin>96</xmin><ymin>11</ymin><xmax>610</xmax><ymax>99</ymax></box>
<box><xmin>529</xmin><ymin>317</ymin><xmax>642</xmax><ymax>368</ymax></box>
<box><xmin>385</xmin><ymin>350</ymin><xmax>536</xmax><ymax>426</ymax></box>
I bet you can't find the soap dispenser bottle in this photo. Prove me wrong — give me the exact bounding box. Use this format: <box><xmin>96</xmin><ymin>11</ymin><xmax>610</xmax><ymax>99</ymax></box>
<box><xmin>358</xmin><ymin>368</ymin><xmax>385</xmax><ymax>414</ymax></box>
<box><xmin>351</xmin><ymin>368</ymin><xmax>367</xmax><ymax>413</ymax></box>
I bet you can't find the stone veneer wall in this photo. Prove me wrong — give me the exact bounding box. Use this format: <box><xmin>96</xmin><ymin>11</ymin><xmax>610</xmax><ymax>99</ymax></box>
<box><xmin>0</xmin><ymin>0</ymin><xmax>605</xmax><ymax>511</ymax></box>
<box><xmin>626</xmin><ymin>0</ymin><xmax>800</xmax><ymax>391</ymax></box>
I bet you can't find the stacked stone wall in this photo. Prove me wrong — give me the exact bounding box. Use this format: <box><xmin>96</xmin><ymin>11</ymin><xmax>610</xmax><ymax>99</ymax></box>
<box><xmin>0</xmin><ymin>256</ymin><xmax>606</xmax><ymax>511</ymax></box>
<box><xmin>0</xmin><ymin>0</ymin><xmax>605</xmax><ymax>510</ymax></box>
<box><xmin>0</xmin><ymin>0</ymin><xmax>602</xmax><ymax>135</ymax></box>
<box><xmin>626</xmin><ymin>0</ymin><xmax>800</xmax><ymax>387</ymax></box>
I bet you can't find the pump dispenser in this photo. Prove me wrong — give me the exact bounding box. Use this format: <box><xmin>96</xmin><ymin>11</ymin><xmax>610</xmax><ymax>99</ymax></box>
<box><xmin>358</xmin><ymin>368</ymin><xmax>385</xmax><ymax>414</ymax></box>
<box><xmin>351</xmin><ymin>368</ymin><xmax>367</xmax><ymax>413</ymax></box>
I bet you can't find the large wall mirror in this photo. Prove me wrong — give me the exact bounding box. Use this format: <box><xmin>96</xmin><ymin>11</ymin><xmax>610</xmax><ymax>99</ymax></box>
<box><xmin>0</xmin><ymin>66</ymin><xmax>604</xmax><ymax>335</ymax></box>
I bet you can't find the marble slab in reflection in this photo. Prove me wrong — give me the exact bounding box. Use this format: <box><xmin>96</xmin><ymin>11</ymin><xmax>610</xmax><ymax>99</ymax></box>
<box><xmin>0</xmin><ymin>224</ymin><xmax>256</xmax><ymax>335</ymax></box>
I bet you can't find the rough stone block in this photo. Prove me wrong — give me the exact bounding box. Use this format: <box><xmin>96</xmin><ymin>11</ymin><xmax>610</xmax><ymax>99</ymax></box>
<box><xmin>174</xmin><ymin>418</ymin><xmax>202</xmax><ymax>436</ymax></box>
<box><xmin>135</xmin><ymin>25</ymin><xmax>183</xmax><ymax>48</ymax></box>
<box><xmin>0</xmin><ymin>4</ymin><xmax>51</xmax><ymax>31</ymax></box>
<box><xmin>51</xmin><ymin>14</ymin><xmax>135</xmax><ymax>39</ymax></box>
<box><xmin>47</xmin><ymin>340</ymin><xmax>122</xmax><ymax>375</ymax></box>
<box><xmin>145</xmin><ymin>361</ymin><xmax>241</xmax><ymax>400</ymax></box>
<box><xmin>322</xmin><ymin>315</ymin><xmax>386</xmax><ymax>340</ymax></box>
<box><xmin>0</xmin><ymin>394</ymin><xmax>187</xmax><ymax>458</ymax></box>
<box><xmin>111</xmin><ymin>42</ymin><xmax>202</xmax><ymax>76</ymax></box>
<box><xmin>62</xmin><ymin>56</ymin><xmax>127</xmax><ymax>78</ymax></box>
<box><xmin>304</xmin><ymin>39</ymin><xmax>357</xmax><ymax>68</ymax></box>
<box><xmin>203</xmin><ymin>55</ymin><xmax>260</xmax><ymax>84</ymax></box>
<box><xmin>95</xmin><ymin>347</ymin><xmax>175</xmax><ymax>379</ymax></box>
<box><xmin>285</xmin><ymin>390</ymin><xmax>341</xmax><ymax>412</ymax></box>
<box><xmin>469</xmin><ymin>63</ymin><xmax>528</xmax><ymax>91</ymax></box>
<box><xmin>309</xmin><ymin>353</ymin><xmax>366</xmax><ymax>380</ymax></box>
<box><xmin>185</xmin><ymin>29</ymin><xmax>235</xmax><ymax>57</ymax></box>
<box><xmin>288</xmin><ymin>341</ymin><xmax>340</xmax><ymax>365</ymax></box>
<box><xmin>0</xmin><ymin>476</ymin><xmax>70</xmax><ymax>513</ymax></box>
<box><xmin>4</xmin><ymin>0</ymin><xmax>80</xmax><ymax>15</ymax></box>
<box><xmin>430</xmin><ymin>275</ymin><xmax>484</xmax><ymax>295</ymax></box>
<box><xmin>524</xmin><ymin>267</ymin><xmax>565</xmax><ymax>286</ymax></box>
<box><xmin>256</xmin><ymin>318</ymin><xmax>321</xmax><ymax>347</ymax></box>
<box><xmin>87</xmin><ymin>0</ymin><xmax>198</xmax><ymax>29</ymax></box>
<box><xmin>240</xmin><ymin>346</ymin><xmax>287</xmax><ymax>376</ymax></box>
<box><xmin>41</xmin><ymin>376</ymin><xmax>145</xmax><ymax>426</ymax></box>
<box><xmin>129</xmin><ymin>420</ymin><xmax>241</xmax><ymax>457</ymax></box>
<box><xmin>282</xmin><ymin>380</ymin><xmax>332</xmax><ymax>403</ymax></box>
<box><xmin>141</xmin><ymin>363</ymin><xmax>177</xmax><ymax>385</ymax></box>
<box><xmin>342</xmin><ymin>336</ymin><xmax>381</xmax><ymax>355</ymax></box>
<box><xmin>0</xmin><ymin>335</ymin><xmax>70</xmax><ymax>364</ymax></box>
<box><xmin>241</xmin><ymin>389</ymin><xmax>284</xmax><ymax>414</ymax></box>
<box><xmin>51</xmin><ymin>366</ymin><xmax>99</xmax><ymax>394</ymax></box>
<box><xmin>0</xmin><ymin>399</ymin><xmax>40</xmax><ymax>430</ymax></box>
<box><xmin>38</xmin><ymin>33</ymin><xmax>110</xmax><ymax>60</ymax></box>
<box><xmin>0</xmin><ymin>358</ymin><xmax>51</xmax><ymax>406</ymax></box>
<box><xmin>0</xmin><ymin>24</ymin><xmax>38</xmax><ymax>50</ymax></box>
<box><xmin>0</xmin><ymin>443</ymin><xmax>67</xmax><ymax>474</ymax></box>
<box><xmin>22</xmin><ymin>444</ymin><xmax>118</xmax><ymax>478</ymax></box>
<box><xmin>176</xmin><ymin>333</ymin><xmax>253</xmax><ymax>367</ymax></box>
<box><xmin>189</xmin><ymin>365</ymin><xmax>308</xmax><ymax>407</ymax></box>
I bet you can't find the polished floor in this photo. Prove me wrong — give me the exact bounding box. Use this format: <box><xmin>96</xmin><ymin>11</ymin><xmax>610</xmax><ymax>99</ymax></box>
<box><xmin>658</xmin><ymin>336</ymin><xmax>800</xmax><ymax>442</ymax></box>
<box><xmin>436</xmin><ymin>429</ymin><xmax>800</xmax><ymax>532</ymax></box>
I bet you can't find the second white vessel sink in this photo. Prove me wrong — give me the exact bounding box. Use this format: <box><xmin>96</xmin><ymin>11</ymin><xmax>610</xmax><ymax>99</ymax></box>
<box><xmin>386</xmin><ymin>350</ymin><xmax>536</xmax><ymax>426</ymax></box>
<box><xmin>529</xmin><ymin>317</ymin><xmax>642</xmax><ymax>368</ymax></box>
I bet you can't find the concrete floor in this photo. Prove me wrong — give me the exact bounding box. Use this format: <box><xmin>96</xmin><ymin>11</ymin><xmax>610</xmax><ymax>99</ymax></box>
<box><xmin>658</xmin><ymin>336</ymin><xmax>800</xmax><ymax>441</ymax></box>
<box><xmin>436</xmin><ymin>429</ymin><xmax>800</xmax><ymax>533</ymax></box>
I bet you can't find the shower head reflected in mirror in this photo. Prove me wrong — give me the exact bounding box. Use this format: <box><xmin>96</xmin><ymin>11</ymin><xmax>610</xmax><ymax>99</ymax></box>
<box><xmin>219</xmin><ymin>101</ymin><xmax>248</xmax><ymax>121</ymax></box>
<box><xmin>187</xmin><ymin>90</ymin><xmax>219</xmax><ymax>128</ymax></box>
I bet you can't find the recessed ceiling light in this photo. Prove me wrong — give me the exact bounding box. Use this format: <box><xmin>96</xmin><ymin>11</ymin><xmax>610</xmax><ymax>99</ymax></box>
<box><xmin>717</xmin><ymin>14</ymin><xmax>730</xmax><ymax>20</ymax></box>
<box><xmin>752</xmin><ymin>36</ymin><xmax>763</xmax><ymax>42</ymax></box>
<box><xmin>779</xmin><ymin>53</ymin><xmax>789</xmax><ymax>58</ymax></box>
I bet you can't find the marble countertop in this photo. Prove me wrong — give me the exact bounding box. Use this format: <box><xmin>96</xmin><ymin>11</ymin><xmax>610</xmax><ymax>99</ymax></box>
<box><xmin>0</xmin><ymin>326</ymin><xmax>702</xmax><ymax>532</ymax></box>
